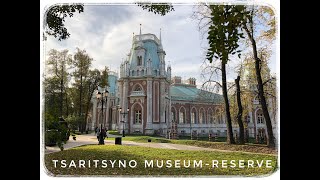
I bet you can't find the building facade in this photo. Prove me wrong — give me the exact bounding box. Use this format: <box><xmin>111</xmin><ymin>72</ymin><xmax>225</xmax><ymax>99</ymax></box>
<box><xmin>88</xmin><ymin>31</ymin><xmax>277</xmax><ymax>143</ymax></box>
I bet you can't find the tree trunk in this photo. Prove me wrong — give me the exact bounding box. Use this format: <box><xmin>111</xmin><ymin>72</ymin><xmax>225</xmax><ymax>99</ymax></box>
<box><xmin>221</xmin><ymin>62</ymin><xmax>235</xmax><ymax>144</ymax></box>
<box><xmin>65</xmin><ymin>91</ymin><xmax>68</xmax><ymax>117</ymax></box>
<box><xmin>235</xmin><ymin>76</ymin><xmax>245</xmax><ymax>144</ymax></box>
<box><xmin>79</xmin><ymin>73</ymin><xmax>83</xmax><ymax>133</ymax></box>
<box><xmin>243</xmin><ymin>24</ymin><xmax>275</xmax><ymax>147</ymax></box>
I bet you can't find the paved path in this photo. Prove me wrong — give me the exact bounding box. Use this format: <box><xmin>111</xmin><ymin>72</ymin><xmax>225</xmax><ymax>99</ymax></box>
<box><xmin>44</xmin><ymin>132</ymin><xmax>276</xmax><ymax>156</ymax></box>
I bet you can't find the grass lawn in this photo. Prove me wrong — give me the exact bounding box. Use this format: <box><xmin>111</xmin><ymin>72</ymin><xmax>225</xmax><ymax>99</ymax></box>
<box><xmin>104</xmin><ymin>135</ymin><xmax>277</xmax><ymax>154</ymax></box>
<box><xmin>45</xmin><ymin>145</ymin><xmax>277</xmax><ymax>176</ymax></box>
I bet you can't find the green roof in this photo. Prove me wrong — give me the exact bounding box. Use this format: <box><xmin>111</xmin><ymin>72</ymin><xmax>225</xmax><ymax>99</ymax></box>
<box><xmin>170</xmin><ymin>85</ymin><xmax>223</xmax><ymax>103</ymax></box>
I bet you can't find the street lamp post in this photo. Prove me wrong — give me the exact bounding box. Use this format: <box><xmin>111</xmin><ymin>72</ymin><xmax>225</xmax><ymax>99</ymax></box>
<box><xmin>118</xmin><ymin>107</ymin><xmax>129</xmax><ymax>137</ymax></box>
<box><xmin>96</xmin><ymin>86</ymin><xmax>109</xmax><ymax>129</ymax></box>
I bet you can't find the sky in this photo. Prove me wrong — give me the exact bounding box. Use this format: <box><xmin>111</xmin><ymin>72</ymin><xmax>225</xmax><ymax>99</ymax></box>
<box><xmin>44</xmin><ymin>4</ymin><xmax>277</xmax><ymax>88</ymax></box>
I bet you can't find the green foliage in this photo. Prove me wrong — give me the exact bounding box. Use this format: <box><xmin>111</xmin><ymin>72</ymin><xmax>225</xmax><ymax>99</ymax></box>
<box><xmin>44</xmin><ymin>49</ymin><xmax>72</xmax><ymax>120</ymax></box>
<box><xmin>44</xmin><ymin>112</ymin><xmax>59</xmax><ymax>129</ymax></box>
<box><xmin>99</xmin><ymin>66</ymin><xmax>109</xmax><ymax>87</ymax></box>
<box><xmin>45</xmin><ymin>123</ymin><xmax>69</xmax><ymax>150</ymax></box>
<box><xmin>206</xmin><ymin>5</ymin><xmax>249</xmax><ymax>64</ymax></box>
<box><xmin>44</xmin><ymin>48</ymin><xmax>108</xmax><ymax>133</ymax></box>
<box><xmin>65</xmin><ymin>115</ymin><xmax>81</xmax><ymax>131</ymax></box>
<box><xmin>45</xmin><ymin>129</ymin><xmax>59</xmax><ymax>146</ymax></box>
<box><xmin>45</xmin><ymin>4</ymin><xmax>84</xmax><ymax>40</ymax></box>
<box><xmin>72</xmin><ymin>48</ymin><xmax>93</xmax><ymax>131</ymax></box>
<box><xmin>72</xmin><ymin>48</ymin><xmax>92</xmax><ymax>81</ymax></box>
<box><xmin>107</xmin><ymin>130</ymin><xmax>120</xmax><ymax>135</ymax></box>
<box><xmin>45</xmin><ymin>145</ymin><xmax>277</xmax><ymax>176</ymax></box>
<box><xmin>137</xmin><ymin>3</ymin><xmax>174</xmax><ymax>16</ymax></box>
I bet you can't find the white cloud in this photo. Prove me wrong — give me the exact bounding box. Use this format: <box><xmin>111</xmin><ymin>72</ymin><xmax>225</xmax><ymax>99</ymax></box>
<box><xmin>44</xmin><ymin>4</ymin><xmax>276</xmax><ymax>83</ymax></box>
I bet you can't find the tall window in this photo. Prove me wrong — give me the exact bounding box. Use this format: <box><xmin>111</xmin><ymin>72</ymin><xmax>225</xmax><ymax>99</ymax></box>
<box><xmin>171</xmin><ymin>111</ymin><xmax>175</xmax><ymax>122</ymax></box>
<box><xmin>257</xmin><ymin>112</ymin><xmax>264</xmax><ymax>124</ymax></box>
<box><xmin>201</xmin><ymin>112</ymin><xmax>206</xmax><ymax>124</ymax></box>
<box><xmin>135</xmin><ymin>110</ymin><xmax>142</xmax><ymax>124</ymax></box>
<box><xmin>179</xmin><ymin>112</ymin><xmax>185</xmax><ymax>124</ymax></box>
<box><xmin>199</xmin><ymin>112</ymin><xmax>202</xmax><ymax>124</ymax></box>
<box><xmin>216</xmin><ymin>109</ymin><xmax>221</xmax><ymax>124</ymax></box>
<box><xmin>209</xmin><ymin>113</ymin><xmax>214</xmax><ymax>124</ymax></box>
<box><xmin>137</xmin><ymin>56</ymin><xmax>142</xmax><ymax>66</ymax></box>
<box><xmin>191</xmin><ymin>112</ymin><xmax>196</xmax><ymax>124</ymax></box>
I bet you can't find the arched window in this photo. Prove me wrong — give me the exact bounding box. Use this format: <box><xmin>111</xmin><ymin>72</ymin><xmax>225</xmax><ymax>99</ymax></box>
<box><xmin>179</xmin><ymin>112</ymin><xmax>185</xmax><ymax>124</ymax></box>
<box><xmin>132</xmin><ymin>103</ymin><xmax>142</xmax><ymax>124</ymax></box>
<box><xmin>137</xmin><ymin>56</ymin><xmax>142</xmax><ymax>66</ymax></box>
<box><xmin>135</xmin><ymin>110</ymin><xmax>142</xmax><ymax>124</ymax></box>
<box><xmin>199</xmin><ymin>108</ymin><xmax>206</xmax><ymax>124</ymax></box>
<box><xmin>257</xmin><ymin>110</ymin><xmax>264</xmax><ymax>124</ymax></box>
<box><xmin>171</xmin><ymin>108</ymin><xmax>176</xmax><ymax>123</ymax></box>
<box><xmin>171</xmin><ymin>112</ymin><xmax>175</xmax><ymax>122</ymax></box>
<box><xmin>216</xmin><ymin>109</ymin><xmax>222</xmax><ymax>124</ymax></box>
<box><xmin>191</xmin><ymin>107</ymin><xmax>197</xmax><ymax>124</ymax></box>
<box><xmin>191</xmin><ymin>112</ymin><xmax>196</xmax><ymax>124</ymax></box>
<box><xmin>208</xmin><ymin>108</ymin><xmax>214</xmax><ymax>124</ymax></box>
<box><xmin>179</xmin><ymin>107</ymin><xmax>185</xmax><ymax>124</ymax></box>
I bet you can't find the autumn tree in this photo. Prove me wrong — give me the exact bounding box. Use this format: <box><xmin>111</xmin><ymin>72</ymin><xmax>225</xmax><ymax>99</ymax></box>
<box><xmin>240</xmin><ymin>6</ymin><xmax>276</xmax><ymax>147</ymax></box>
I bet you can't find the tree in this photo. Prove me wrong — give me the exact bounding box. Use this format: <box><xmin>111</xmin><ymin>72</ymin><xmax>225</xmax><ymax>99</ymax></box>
<box><xmin>83</xmin><ymin>68</ymin><xmax>108</xmax><ymax>132</ymax></box>
<box><xmin>99</xmin><ymin>66</ymin><xmax>109</xmax><ymax>87</ymax></box>
<box><xmin>45</xmin><ymin>49</ymin><xmax>72</xmax><ymax>118</ymax></box>
<box><xmin>140</xmin><ymin>3</ymin><xmax>277</xmax><ymax>146</ymax></box>
<box><xmin>241</xmin><ymin>6</ymin><xmax>276</xmax><ymax>147</ymax></box>
<box><xmin>206</xmin><ymin>5</ymin><xmax>248</xmax><ymax>144</ymax></box>
<box><xmin>137</xmin><ymin>3</ymin><xmax>174</xmax><ymax>16</ymax></box>
<box><xmin>44</xmin><ymin>4</ymin><xmax>84</xmax><ymax>41</ymax></box>
<box><xmin>72</xmin><ymin>48</ymin><xmax>93</xmax><ymax>132</ymax></box>
<box><xmin>240</xmin><ymin>49</ymin><xmax>277</xmax><ymax>144</ymax></box>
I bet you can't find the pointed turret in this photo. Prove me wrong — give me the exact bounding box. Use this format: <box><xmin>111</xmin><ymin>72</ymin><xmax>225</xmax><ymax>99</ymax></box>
<box><xmin>159</xmin><ymin>28</ymin><xmax>163</xmax><ymax>50</ymax></box>
<box><xmin>136</xmin><ymin>24</ymin><xmax>144</xmax><ymax>48</ymax></box>
<box><xmin>167</xmin><ymin>61</ymin><xmax>171</xmax><ymax>81</ymax></box>
<box><xmin>139</xmin><ymin>24</ymin><xmax>142</xmax><ymax>38</ymax></box>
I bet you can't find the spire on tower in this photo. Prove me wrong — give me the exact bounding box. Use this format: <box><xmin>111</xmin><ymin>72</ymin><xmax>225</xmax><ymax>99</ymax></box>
<box><xmin>160</xmin><ymin>28</ymin><xmax>162</xmax><ymax>43</ymax></box>
<box><xmin>139</xmin><ymin>24</ymin><xmax>142</xmax><ymax>41</ymax></box>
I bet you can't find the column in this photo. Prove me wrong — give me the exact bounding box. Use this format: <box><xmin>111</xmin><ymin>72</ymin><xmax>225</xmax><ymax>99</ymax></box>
<box><xmin>160</xmin><ymin>80</ymin><xmax>165</xmax><ymax>123</ymax></box>
<box><xmin>145</xmin><ymin>78</ymin><xmax>153</xmax><ymax>134</ymax></box>
<box><xmin>123</xmin><ymin>79</ymin><xmax>129</xmax><ymax>133</ymax></box>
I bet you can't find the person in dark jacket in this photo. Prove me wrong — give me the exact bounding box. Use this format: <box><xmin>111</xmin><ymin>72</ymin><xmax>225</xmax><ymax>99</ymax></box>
<box><xmin>98</xmin><ymin>128</ymin><xmax>107</xmax><ymax>145</ymax></box>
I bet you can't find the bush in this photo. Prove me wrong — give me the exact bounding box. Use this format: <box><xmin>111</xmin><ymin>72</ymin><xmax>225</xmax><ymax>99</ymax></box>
<box><xmin>45</xmin><ymin>129</ymin><xmax>59</xmax><ymax>146</ymax></box>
